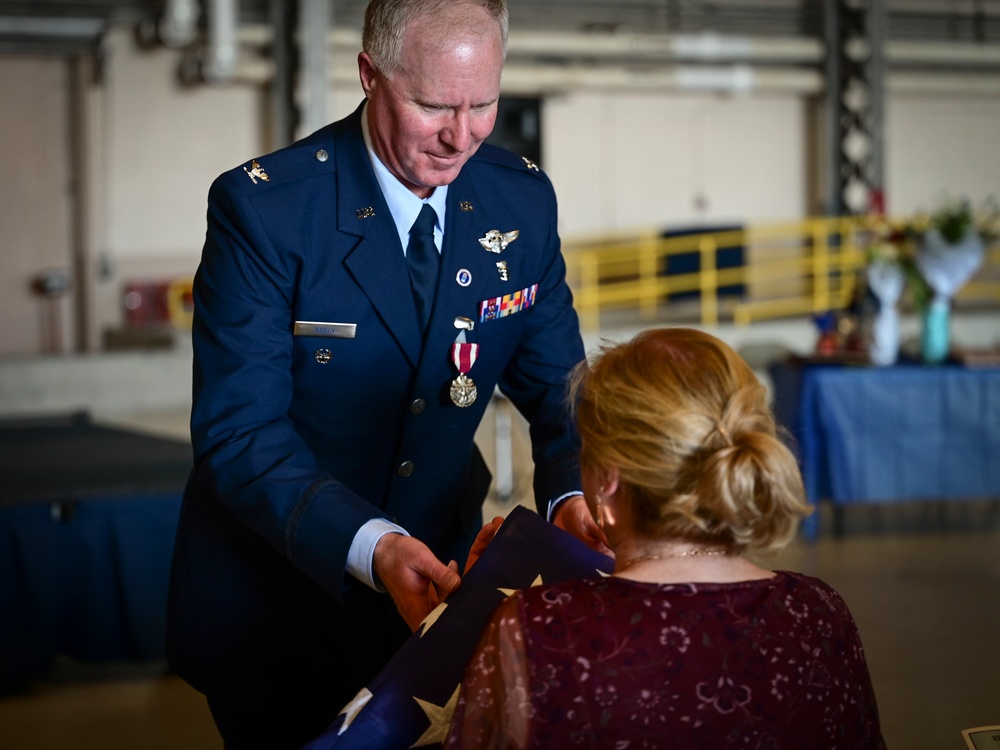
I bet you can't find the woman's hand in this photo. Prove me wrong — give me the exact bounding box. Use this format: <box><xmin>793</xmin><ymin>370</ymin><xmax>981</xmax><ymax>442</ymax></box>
<box><xmin>463</xmin><ymin>515</ymin><xmax>506</xmax><ymax>574</ymax></box>
<box><xmin>553</xmin><ymin>494</ymin><xmax>612</xmax><ymax>556</ymax></box>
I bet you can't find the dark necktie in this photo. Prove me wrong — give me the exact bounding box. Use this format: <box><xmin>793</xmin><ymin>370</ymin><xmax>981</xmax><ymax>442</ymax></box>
<box><xmin>406</xmin><ymin>203</ymin><xmax>440</xmax><ymax>333</ymax></box>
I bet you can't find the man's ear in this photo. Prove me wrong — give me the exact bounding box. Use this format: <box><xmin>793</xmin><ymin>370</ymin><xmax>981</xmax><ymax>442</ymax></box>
<box><xmin>357</xmin><ymin>52</ymin><xmax>378</xmax><ymax>96</ymax></box>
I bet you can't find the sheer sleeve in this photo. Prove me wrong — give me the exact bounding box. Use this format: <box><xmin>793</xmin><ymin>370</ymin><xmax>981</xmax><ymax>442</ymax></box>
<box><xmin>446</xmin><ymin>595</ymin><xmax>533</xmax><ymax>749</ymax></box>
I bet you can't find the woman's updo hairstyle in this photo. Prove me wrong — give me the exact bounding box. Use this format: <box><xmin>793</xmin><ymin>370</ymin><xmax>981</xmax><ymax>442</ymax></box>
<box><xmin>569</xmin><ymin>327</ymin><xmax>811</xmax><ymax>553</ymax></box>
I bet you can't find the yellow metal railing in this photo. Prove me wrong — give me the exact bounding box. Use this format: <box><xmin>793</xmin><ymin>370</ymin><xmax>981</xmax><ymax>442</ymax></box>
<box><xmin>563</xmin><ymin>217</ymin><xmax>1000</xmax><ymax>330</ymax></box>
<box><xmin>160</xmin><ymin>220</ymin><xmax>999</xmax><ymax>334</ymax></box>
<box><xmin>964</xmin><ymin>245</ymin><xmax>1000</xmax><ymax>300</ymax></box>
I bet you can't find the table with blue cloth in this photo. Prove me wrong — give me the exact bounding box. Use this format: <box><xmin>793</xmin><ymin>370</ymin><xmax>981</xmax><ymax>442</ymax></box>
<box><xmin>769</xmin><ymin>359</ymin><xmax>1000</xmax><ymax>539</ymax></box>
<box><xmin>0</xmin><ymin>412</ymin><xmax>191</xmax><ymax>689</ymax></box>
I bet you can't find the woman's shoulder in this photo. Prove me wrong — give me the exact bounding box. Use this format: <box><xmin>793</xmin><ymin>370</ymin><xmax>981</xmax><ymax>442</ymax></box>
<box><xmin>509</xmin><ymin>570</ymin><xmax>851</xmax><ymax>606</ymax></box>
<box><xmin>775</xmin><ymin>570</ymin><xmax>854</xmax><ymax>606</ymax></box>
<box><xmin>509</xmin><ymin>571</ymin><xmax>854</xmax><ymax>621</ymax></box>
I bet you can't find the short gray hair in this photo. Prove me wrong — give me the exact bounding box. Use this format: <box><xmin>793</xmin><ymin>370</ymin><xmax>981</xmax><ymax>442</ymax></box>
<box><xmin>362</xmin><ymin>0</ymin><xmax>509</xmax><ymax>76</ymax></box>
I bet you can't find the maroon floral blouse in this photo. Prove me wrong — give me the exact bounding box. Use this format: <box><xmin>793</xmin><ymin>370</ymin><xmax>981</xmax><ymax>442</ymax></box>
<box><xmin>446</xmin><ymin>571</ymin><xmax>884</xmax><ymax>749</ymax></box>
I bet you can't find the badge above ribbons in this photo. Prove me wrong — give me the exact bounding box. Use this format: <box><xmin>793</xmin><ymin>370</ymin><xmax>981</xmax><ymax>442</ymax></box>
<box><xmin>300</xmin><ymin>506</ymin><xmax>615</xmax><ymax>750</ymax></box>
<box><xmin>478</xmin><ymin>229</ymin><xmax>519</xmax><ymax>254</ymax></box>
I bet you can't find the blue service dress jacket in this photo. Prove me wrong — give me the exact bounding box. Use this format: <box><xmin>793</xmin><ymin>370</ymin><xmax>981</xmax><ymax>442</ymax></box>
<box><xmin>166</xmin><ymin>102</ymin><xmax>585</xmax><ymax>721</ymax></box>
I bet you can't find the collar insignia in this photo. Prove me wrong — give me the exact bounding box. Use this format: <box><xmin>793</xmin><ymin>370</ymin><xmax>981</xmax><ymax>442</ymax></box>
<box><xmin>243</xmin><ymin>159</ymin><xmax>269</xmax><ymax>184</ymax></box>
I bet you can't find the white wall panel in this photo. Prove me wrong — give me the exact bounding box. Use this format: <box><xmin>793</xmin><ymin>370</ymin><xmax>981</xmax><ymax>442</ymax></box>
<box><xmin>698</xmin><ymin>95</ymin><xmax>806</xmax><ymax>224</ymax></box>
<box><xmin>0</xmin><ymin>56</ymin><xmax>72</xmax><ymax>355</ymax></box>
<box><xmin>546</xmin><ymin>90</ymin><xmax>804</xmax><ymax>237</ymax></box>
<box><xmin>885</xmin><ymin>95</ymin><xmax>1000</xmax><ymax>216</ymax></box>
<box><xmin>102</xmin><ymin>28</ymin><xmax>262</xmax><ymax>267</ymax></box>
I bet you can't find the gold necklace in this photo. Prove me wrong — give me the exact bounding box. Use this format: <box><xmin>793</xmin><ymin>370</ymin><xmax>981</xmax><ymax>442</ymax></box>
<box><xmin>616</xmin><ymin>547</ymin><xmax>730</xmax><ymax>571</ymax></box>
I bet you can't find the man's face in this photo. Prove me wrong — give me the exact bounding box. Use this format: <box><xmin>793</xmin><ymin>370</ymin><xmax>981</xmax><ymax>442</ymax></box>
<box><xmin>359</xmin><ymin>12</ymin><xmax>504</xmax><ymax>198</ymax></box>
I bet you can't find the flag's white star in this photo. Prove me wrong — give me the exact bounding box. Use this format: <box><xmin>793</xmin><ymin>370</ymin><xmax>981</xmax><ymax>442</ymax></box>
<box><xmin>336</xmin><ymin>687</ymin><xmax>373</xmax><ymax>735</ymax></box>
<box><xmin>418</xmin><ymin>601</ymin><xmax>448</xmax><ymax>637</ymax></box>
<box><xmin>498</xmin><ymin>573</ymin><xmax>544</xmax><ymax>597</ymax></box>
<box><xmin>411</xmin><ymin>685</ymin><xmax>462</xmax><ymax>747</ymax></box>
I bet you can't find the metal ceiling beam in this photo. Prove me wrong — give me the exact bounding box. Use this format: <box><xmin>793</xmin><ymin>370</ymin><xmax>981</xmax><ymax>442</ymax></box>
<box><xmin>0</xmin><ymin>15</ymin><xmax>104</xmax><ymax>54</ymax></box>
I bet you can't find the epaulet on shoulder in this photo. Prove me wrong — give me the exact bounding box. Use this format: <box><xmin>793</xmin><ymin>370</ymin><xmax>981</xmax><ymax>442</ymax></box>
<box><xmin>225</xmin><ymin>138</ymin><xmax>334</xmax><ymax>191</ymax></box>
<box><xmin>475</xmin><ymin>143</ymin><xmax>546</xmax><ymax>177</ymax></box>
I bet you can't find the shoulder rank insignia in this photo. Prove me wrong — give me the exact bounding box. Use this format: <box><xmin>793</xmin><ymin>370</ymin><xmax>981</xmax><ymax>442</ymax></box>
<box><xmin>479</xmin><ymin>229</ymin><xmax>520</xmax><ymax>254</ymax></box>
<box><xmin>521</xmin><ymin>156</ymin><xmax>539</xmax><ymax>171</ymax></box>
<box><xmin>243</xmin><ymin>159</ymin><xmax>270</xmax><ymax>184</ymax></box>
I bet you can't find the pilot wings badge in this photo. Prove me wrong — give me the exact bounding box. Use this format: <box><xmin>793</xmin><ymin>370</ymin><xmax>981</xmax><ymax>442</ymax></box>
<box><xmin>243</xmin><ymin>159</ymin><xmax>270</xmax><ymax>184</ymax></box>
<box><xmin>478</xmin><ymin>229</ymin><xmax>519</xmax><ymax>254</ymax></box>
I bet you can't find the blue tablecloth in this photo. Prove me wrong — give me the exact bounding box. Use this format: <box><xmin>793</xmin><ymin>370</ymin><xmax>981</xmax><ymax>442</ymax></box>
<box><xmin>0</xmin><ymin>495</ymin><xmax>182</xmax><ymax>685</ymax></box>
<box><xmin>0</xmin><ymin>415</ymin><xmax>189</xmax><ymax>688</ymax></box>
<box><xmin>770</xmin><ymin>361</ymin><xmax>1000</xmax><ymax>536</ymax></box>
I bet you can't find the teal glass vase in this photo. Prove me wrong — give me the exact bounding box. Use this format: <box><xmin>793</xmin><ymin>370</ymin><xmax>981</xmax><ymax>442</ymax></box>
<box><xmin>921</xmin><ymin>298</ymin><xmax>951</xmax><ymax>364</ymax></box>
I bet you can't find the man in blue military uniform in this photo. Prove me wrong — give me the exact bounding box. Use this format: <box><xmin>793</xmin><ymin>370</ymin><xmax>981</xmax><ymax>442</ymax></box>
<box><xmin>166</xmin><ymin>0</ymin><xmax>606</xmax><ymax>747</ymax></box>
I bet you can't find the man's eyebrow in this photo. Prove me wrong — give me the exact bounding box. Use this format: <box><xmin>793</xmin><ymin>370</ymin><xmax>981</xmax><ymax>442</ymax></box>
<box><xmin>415</xmin><ymin>96</ymin><xmax>498</xmax><ymax>109</ymax></box>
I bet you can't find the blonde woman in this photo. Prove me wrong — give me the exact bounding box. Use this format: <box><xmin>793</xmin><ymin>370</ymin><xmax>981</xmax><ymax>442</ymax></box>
<box><xmin>447</xmin><ymin>327</ymin><xmax>884</xmax><ymax>749</ymax></box>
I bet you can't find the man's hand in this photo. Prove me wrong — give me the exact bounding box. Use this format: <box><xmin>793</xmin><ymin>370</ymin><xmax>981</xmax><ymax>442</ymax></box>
<box><xmin>373</xmin><ymin>533</ymin><xmax>461</xmax><ymax>632</ymax></box>
<box><xmin>427</xmin><ymin>559</ymin><xmax>459</xmax><ymax>609</ymax></box>
<box><xmin>553</xmin><ymin>494</ymin><xmax>612</xmax><ymax>556</ymax></box>
<box><xmin>463</xmin><ymin>515</ymin><xmax>505</xmax><ymax>574</ymax></box>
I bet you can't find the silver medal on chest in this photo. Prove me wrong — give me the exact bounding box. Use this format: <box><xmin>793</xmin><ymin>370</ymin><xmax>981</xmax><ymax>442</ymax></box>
<box><xmin>449</xmin><ymin>373</ymin><xmax>477</xmax><ymax>407</ymax></box>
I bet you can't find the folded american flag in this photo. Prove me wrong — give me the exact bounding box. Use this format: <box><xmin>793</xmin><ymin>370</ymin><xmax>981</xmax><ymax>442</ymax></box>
<box><xmin>302</xmin><ymin>504</ymin><xmax>614</xmax><ymax>749</ymax></box>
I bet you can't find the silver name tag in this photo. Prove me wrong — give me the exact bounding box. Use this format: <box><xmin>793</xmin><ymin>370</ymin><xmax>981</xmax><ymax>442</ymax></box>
<box><xmin>293</xmin><ymin>321</ymin><xmax>357</xmax><ymax>339</ymax></box>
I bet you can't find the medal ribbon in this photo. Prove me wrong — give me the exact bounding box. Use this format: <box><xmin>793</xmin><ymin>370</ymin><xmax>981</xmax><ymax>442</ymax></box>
<box><xmin>450</xmin><ymin>342</ymin><xmax>479</xmax><ymax>375</ymax></box>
